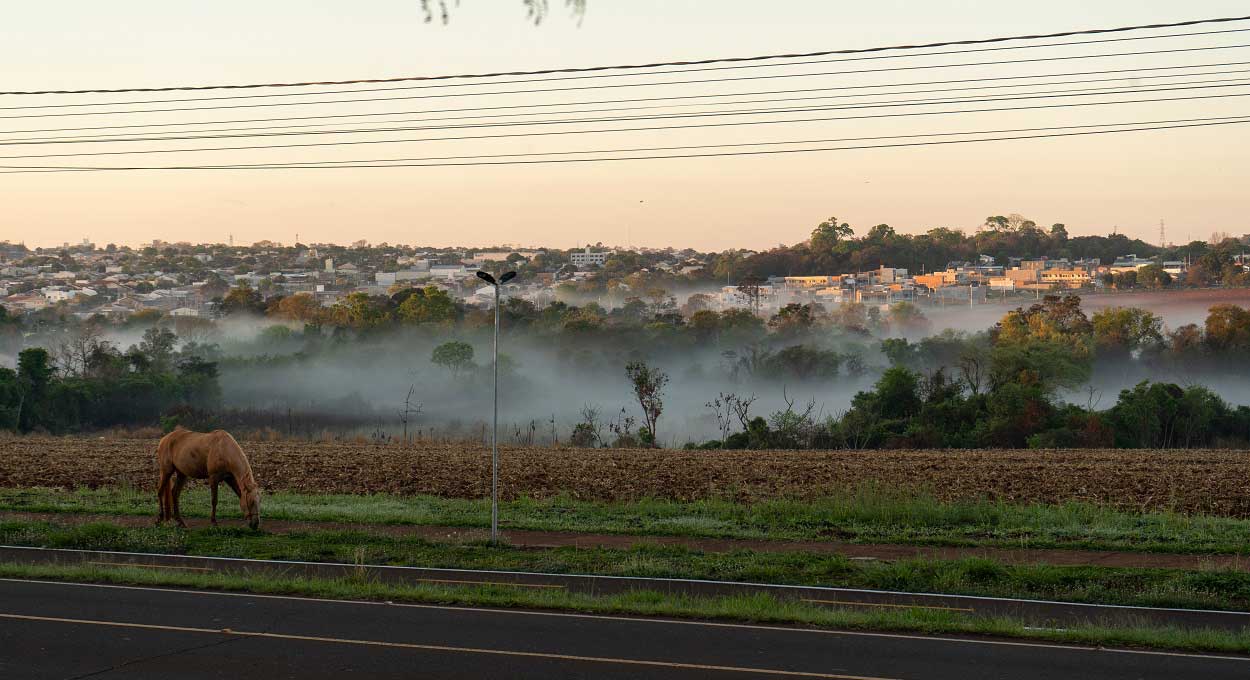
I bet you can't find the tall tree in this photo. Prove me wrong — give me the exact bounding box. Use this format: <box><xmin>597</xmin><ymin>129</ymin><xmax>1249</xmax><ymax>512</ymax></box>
<box><xmin>625</xmin><ymin>361</ymin><xmax>668</xmax><ymax>447</ymax></box>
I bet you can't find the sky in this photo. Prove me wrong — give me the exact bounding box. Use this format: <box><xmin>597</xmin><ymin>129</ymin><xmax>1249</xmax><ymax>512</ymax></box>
<box><xmin>3</xmin><ymin>1</ymin><xmax>1249</xmax><ymax>251</ymax></box>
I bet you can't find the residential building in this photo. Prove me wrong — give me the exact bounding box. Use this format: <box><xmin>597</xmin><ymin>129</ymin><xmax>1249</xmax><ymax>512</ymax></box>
<box><xmin>429</xmin><ymin>264</ymin><xmax>472</xmax><ymax>280</ymax></box>
<box><xmin>782</xmin><ymin>276</ymin><xmax>838</xmax><ymax>289</ymax></box>
<box><xmin>856</xmin><ymin>284</ymin><xmax>915</xmax><ymax>305</ymax></box>
<box><xmin>1110</xmin><ymin>254</ymin><xmax>1155</xmax><ymax>272</ymax></box>
<box><xmin>570</xmin><ymin>248</ymin><xmax>611</xmax><ymax>267</ymax></box>
<box><xmin>375</xmin><ymin>270</ymin><xmax>431</xmax><ymax>286</ymax></box>
<box><xmin>1162</xmin><ymin>261</ymin><xmax>1188</xmax><ymax>276</ymax></box>
<box><xmin>913</xmin><ymin>271</ymin><xmax>961</xmax><ymax>289</ymax></box>
<box><xmin>1040</xmin><ymin>269</ymin><xmax>1092</xmax><ymax>289</ymax></box>
<box><xmin>719</xmin><ymin>284</ymin><xmax>777</xmax><ymax>309</ymax></box>
<box><xmin>473</xmin><ymin>250</ymin><xmax>541</xmax><ymax>262</ymax></box>
<box><xmin>874</xmin><ymin>266</ymin><xmax>909</xmax><ymax>284</ymax></box>
<box><xmin>1004</xmin><ymin>268</ymin><xmax>1041</xmax><ymax>285</ymax></box>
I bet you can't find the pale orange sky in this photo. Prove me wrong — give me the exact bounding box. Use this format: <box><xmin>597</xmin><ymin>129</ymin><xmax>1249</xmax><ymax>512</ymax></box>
<box><xmin>3</xmin><ymin>1</ymin><xmax>1248</xmax><ymax>250</ymax></box>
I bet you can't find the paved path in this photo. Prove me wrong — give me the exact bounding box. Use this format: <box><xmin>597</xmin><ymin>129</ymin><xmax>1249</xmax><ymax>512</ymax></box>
<box><xmin>1</xmin><ymin>579</ymin><xmax>1248</xmax><ymax>679</ymax></box>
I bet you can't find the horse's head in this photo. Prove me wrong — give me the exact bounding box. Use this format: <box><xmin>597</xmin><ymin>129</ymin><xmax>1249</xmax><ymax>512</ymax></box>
<box><xmin>240</xmin><ymin>486</ymin><xmax>261</xmax><ymax>530</ymax></box>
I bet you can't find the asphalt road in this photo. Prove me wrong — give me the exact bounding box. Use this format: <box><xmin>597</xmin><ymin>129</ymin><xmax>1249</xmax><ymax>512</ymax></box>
<box><xmin>5</xmin><ymin>545</ymin><xmax>1250</xmax><ymax>631</ymax></box>
<box><xmin>1</xmin><ymin>579</ymin><xmax>1248</xmax><ymax>679</ymax></box>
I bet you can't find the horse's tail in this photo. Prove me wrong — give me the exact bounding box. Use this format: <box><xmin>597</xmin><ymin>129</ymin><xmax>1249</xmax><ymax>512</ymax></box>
<box><xmin>154</xmin><ymin>430</ymin><xmax>170</xmax><ymax>469</ymax></box>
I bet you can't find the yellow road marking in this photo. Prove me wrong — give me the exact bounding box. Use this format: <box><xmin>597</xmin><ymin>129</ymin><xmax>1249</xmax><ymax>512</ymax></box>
<box><xmin>9</xmin><ymin>579</ymin><xmax>1250</xmax><ymax>663</ymax></box>
<box><xmin>802</xmin><ymin>598</ymin><xmax>974</xmax><ymax>613</ymax></box>
<box><xmin>0</xmin><ymin>612</ymin><xmax>897</xmax><ymax>679</ymax></box>
<box><xmin>86</xmin><ymin>561</ymin><xmax>213</xmax><ymax>572</ymax></box>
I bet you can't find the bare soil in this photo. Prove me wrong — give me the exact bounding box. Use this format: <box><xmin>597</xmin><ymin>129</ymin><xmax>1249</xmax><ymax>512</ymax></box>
<box><xmin>2</xmin><ymin>438</ymin><xmax>1249</xmax><ymax>516</ymax></box>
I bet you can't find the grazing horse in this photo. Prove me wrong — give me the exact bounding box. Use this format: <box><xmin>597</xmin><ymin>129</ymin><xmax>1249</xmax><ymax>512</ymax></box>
<box><xmin>156</xmin><ymin>428</ymin><xmax>261</xmax><ymax>530</ymax></box>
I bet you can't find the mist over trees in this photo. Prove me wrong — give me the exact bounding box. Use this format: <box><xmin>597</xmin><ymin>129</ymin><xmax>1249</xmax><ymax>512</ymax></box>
<box><xmin>3</xmin><ymin>284</ymin><xmax>1250</xmax><ymax>450</ymax></box>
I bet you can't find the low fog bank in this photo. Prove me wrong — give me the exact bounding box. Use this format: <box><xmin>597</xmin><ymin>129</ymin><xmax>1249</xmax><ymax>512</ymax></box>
<box><xmin>212</xmin><ymin>290</ymin><xmax>1250</xmax><ymax>444</ymax></box>
<box><xmin>926</xmin><ymin>288</ymin><xmax>1250</xmax><ymax>334</ymax></box>
<box><xmin>219</xmin><ymin>333</ymin><xmax>878</xmax><ymax>445</ymax></box>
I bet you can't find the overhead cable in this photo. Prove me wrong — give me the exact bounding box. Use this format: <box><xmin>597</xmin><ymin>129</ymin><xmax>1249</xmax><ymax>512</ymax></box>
<box><xmin>4</xmin><ymin>15</ymin><xmax>1249</xmax><ymax>95</ymax></box>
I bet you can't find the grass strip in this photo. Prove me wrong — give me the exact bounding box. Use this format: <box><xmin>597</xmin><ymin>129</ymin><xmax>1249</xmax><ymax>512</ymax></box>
<box><xmin>1</xmin><ymin>561</ymin><xmax>1248</xmax><ymax>656</ymax></box>
<box><xmin>4</xmin><ymin>519</ymin><xmax>1250</xmax><ymax>612</ymax></box>
<box><xmin>3</xmin><ymin>485</ymin><xmax>1249</xmax><ymax>555</ymax></box>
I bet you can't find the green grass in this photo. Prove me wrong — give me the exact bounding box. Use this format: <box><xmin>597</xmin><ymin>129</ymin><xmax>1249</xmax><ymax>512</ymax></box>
<box><xmin>3</xmin><ymin>561</ymin><xmax>1249</xmax><ymax>656</ymax></box>
<box><xmin>4</xmin><ymin>485</ymin><xmax>1250</xmax><ymax>554</ymax></box>
<box><xmin>5</xmin><ymin>518</ymin><xmax>1250</xmax><ymax>612</ymax></box>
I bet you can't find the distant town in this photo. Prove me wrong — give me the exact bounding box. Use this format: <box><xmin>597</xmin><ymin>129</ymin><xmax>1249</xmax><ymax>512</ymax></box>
<box><xmin>2</xmin><ymin>216</ymin><xmax>1248</xmax><ymax>323</ymax></box>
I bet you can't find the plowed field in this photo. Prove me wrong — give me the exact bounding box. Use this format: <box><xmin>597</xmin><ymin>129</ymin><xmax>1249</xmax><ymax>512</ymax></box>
<box><xmin>2</xmin><ymin>438</ymin><xmax>1248</xmax><ymax>516</ymax></box>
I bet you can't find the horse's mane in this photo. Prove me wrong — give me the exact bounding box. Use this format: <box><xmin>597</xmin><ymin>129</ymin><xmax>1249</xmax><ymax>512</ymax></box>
<box><xmin>217</xmin><ymin>431</ymin><xmax>259</xmax><ymax>492</ymax></box>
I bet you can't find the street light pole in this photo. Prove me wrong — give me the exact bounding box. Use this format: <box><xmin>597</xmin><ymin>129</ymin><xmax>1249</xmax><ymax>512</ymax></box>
<box><xmin>476</xmin><ymin>270</ymin><xmax>516</xmax><ymax>545</ymax></box>
<box><xmin>491</xmin><ymin>281</ymin><xmax>500</xmax><ymax>543</ymax></box>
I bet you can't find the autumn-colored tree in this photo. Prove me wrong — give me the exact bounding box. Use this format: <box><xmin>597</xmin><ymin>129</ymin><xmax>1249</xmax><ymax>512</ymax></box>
<box><xmin>219</xmin><ymin>282</ymin><xmax>265</xmax><ymax>316</ymax></box>
<box><xmin>1091</xmin><ymin>307</ymin><xmax>1163</xmax><ymax>356</ymax></box>
<box><xmin>270</xmin><ymin>293</ymin><xmax>324</xmax><ymax>323</ymax></box>
<box><xmin>1204</xmin><ymin>304</ymin><xmax>1250</xmax><ymax>352</ymax></box>
<box><xmin>329</xmin><ymin>293</ymin><xmax>392</xmax><ymax>330</ymax></box>
<box><xmin>396</xmin><ymin>286</ymin><xmax>459</xmax><ymax>324</ymax></box>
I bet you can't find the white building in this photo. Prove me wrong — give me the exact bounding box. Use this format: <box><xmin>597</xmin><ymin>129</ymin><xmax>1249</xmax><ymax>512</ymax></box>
<box><xmin>1162</xmin><ymin>261</ymin><xmax>1188</xmax><ymax>276</ymax></box>
<box><xmin>570</xmin><ymin>248</ymin><xmax>611</xmax><ymax>267</ymax></box>
<box><xmin>375</xmin><ymin>270</ymin><xmax>431</xmax><ymax>286</ymax></box>
<box><xmin>396</xmin><ymin>257</ymin><xmax>431</xmax><ymax>270</ymax></box>
<box><xmin>719</xmin><ymin>284</ymin><xmax>777</xmax><ymax>309</ymax></box>
<box><xmin>42</xmin><ymin>286</ymin><xmax>96</xmax><ymax>303</ymax></box>
<box><xmin>473</xmin><ymin>250</ymin><xmax>541</xmax><ymax>262</ymax></box>
<box><xmin>429</xmin><ymin>264</ymin><xmax>472</xmax><ymax>280</ymax></box>
<box><xmin>1110</xmin><ymin>254</ymin><xmax>1155</xmax><ymax>273</ymax></box>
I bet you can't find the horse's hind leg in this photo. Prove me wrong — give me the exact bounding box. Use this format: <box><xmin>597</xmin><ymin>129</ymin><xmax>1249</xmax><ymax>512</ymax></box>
<box><xmin>156</xmin><ymin>470</ymin><xmax>174</xmax><ymax>525</ymax></box>
<box><xmin>171</xmin><ymin>473</ymin><xmax>188</xmax><ymax>528</ymax></box>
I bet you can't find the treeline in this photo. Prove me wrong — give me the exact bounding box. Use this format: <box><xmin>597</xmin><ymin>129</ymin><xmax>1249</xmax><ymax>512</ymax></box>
<box><xmin>6</xmin><ymin>282</ymin><xmax>1250</xmax><ymax>449</ymax></box>
<box><xmin>683</xmin><ymin>298</ymin><xmax>1250</xmax><ymax>450</ymax></box>
<box><xmin>568</xmin><ymin>215</ymin><xmax>1249</xmax><ymax>296</ymax></box>
<box><xmin>0</xmin><ymin>327</ymin><xmax>219</xmax><ymax>433</ymax></box>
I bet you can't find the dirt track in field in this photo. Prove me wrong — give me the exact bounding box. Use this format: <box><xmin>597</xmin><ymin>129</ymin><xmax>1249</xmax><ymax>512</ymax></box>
<box><xmin>2</xmin><ymin>438</ymin><xmax>1249</xmax><ymax>516</ymax></box>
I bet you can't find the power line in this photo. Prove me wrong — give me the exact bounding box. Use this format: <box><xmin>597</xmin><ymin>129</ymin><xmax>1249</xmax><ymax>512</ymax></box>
<box><xmin>6</xmin><ymin>26</ymin><xmax>1249</xmax><ymax>111</ymax></box>
<box><xmin>10</xmin><ymin>67</ymin><xmax>1249</xmax><ymax>144</ymax></box>
<box><xmin>7</xmin><ymin>60</ymin><xmax>1247</xmax><ymax>138</ymax></box>
<box><xmin>14</xmin><ymin>114</ymin><xmax>1237</xmax><ymax>170</ymax></box>
<box><xmin>5</xmin><ymin>118</ymin><xmax>1247</xmax><ymax>173</ymax></box>
<box><xmin>3</xmin><ymin>90</ymin><xmax>1247</xmax><ymax>161</ymax></box>
<box><xmin>7</xmin><ymin>78</ymin><xmax>1250</xmax><ymax>149</ymax></box>
<box><xmin>6</xmin><ymin>42</ymin><xmax>1249</xmax><ymax>122</ymax></box>
<box><xmin>9</xmin><ymin>42</ymin><xmax>1250</xmax><ymax>125</ymax></box>
<box><xmin>4</xmin><ymin>14</ymin><xmax>1249</xmax><ymax>95</ymax></box>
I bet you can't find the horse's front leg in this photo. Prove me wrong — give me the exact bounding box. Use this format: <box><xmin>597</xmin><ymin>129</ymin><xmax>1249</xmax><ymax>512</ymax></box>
<box><xmin>209</xmin><ymin>475</ymin><xmax>220</xmax><ymax>526</ymax></box>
